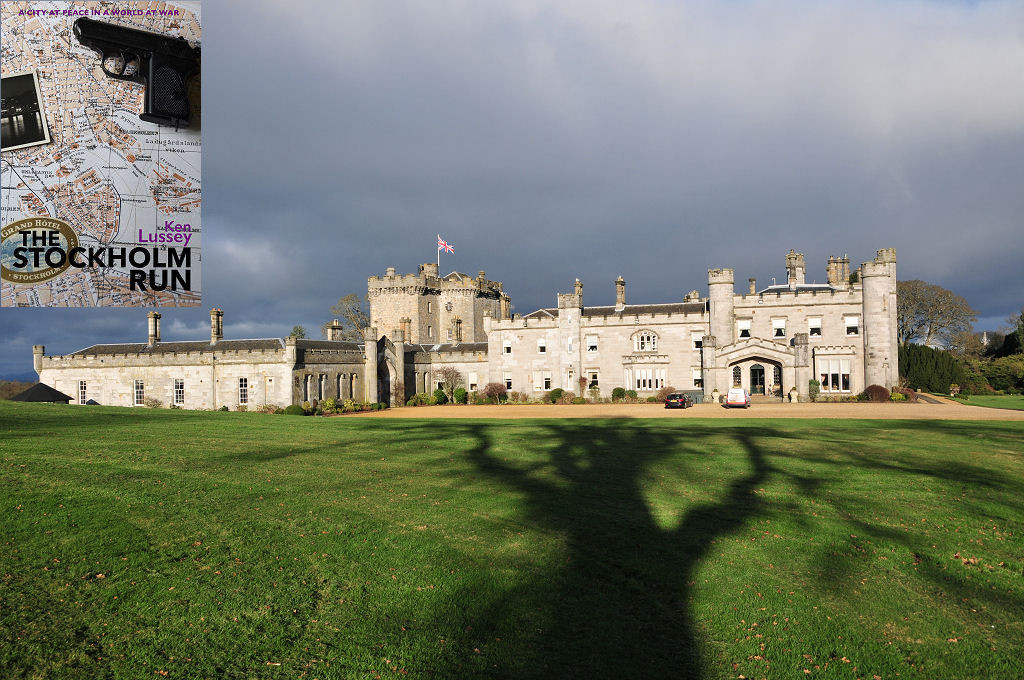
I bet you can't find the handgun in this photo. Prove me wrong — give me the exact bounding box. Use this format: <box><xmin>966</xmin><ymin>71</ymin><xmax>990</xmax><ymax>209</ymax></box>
<box><xmin>73</xmin><ymin>16</ymin><xmax>200</xmax><ymax>129</ymax></box>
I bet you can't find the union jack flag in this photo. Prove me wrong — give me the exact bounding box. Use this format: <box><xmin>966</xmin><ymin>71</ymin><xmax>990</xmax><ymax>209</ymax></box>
<box><xmin>437</xmin><ymin>235</ymin><xmax>454</xmax><ymax>254</ymax></box>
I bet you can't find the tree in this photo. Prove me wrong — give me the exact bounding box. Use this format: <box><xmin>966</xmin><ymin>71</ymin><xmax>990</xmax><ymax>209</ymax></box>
<box><xmin>321</xmin><ymin>293</ymin><xmax>370</xmax><ymax>340</ymax></box>
<box><xmin>436</xmin><ymin>366</ymin><xmax>464</xmax><ymax>403</ymax></box>
<box><xmin>896</xmin><ymin>280</ymin><xmax>977</xmax><ymax>347</ymax></box>
<box><xmin>948</xmin><ymin>330</ymin><xmax>985</xmax><ymax>360</ymax></box>
<box><xmin>290</xmin><ymin>325</ymin><xmax>307</xmax><ymax>339</ymax></box>
<box><xmin>991</xmin><ymin>307</ymin><xmax>1024</xmax><ymax>358</ymax></box>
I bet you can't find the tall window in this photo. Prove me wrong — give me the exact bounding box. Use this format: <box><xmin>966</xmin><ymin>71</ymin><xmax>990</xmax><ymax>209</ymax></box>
<box><xmin>427</xmin><ymin>325</ymin><xmax>433</xmax><ymax>339</ymax></box>
<box><xmin>567</xmin><ymin>337</ymin><xmax>573</xmax><ymax>353</ymax></box>
<box><xmin>808</xmin><ymin>318</ymin><xmax>822</xmax><ymax>337</ymax></box>
<box><xmin>134</xmin><ymin>380</ymin><xmax>145</xmax><ymax>406</ymax></box>
<box><xmin>239</xmin><ymin>377</ymin><xmax>249</xmax><ymax>405</ymax></box>
<box><xmin>588</xmin><ymin>371</ymin><xmax>599</xmax><ymax>388</ymax></box>
<box><xmin>468</xmin><ymin>372</ymin><xmax>478</xmax><ymax>391</ymax></box>
<box><xmin>818</xmin><ymin>358</ymin><xmax>851</xmax><ymax>392</ymax></box>
<box><xmin>78</xmin><ymin>380</ymin><xmax>87</xmax><ymax>405</ymax></box>
<box><xmin>772</xmin><ymin>318</ymin><xmax>786</xmax><ymax>338</ymax></box>
<box><xmin>633</xmin><ymin>331</ymin><xmax>657</xmax><ymax>352</ymax></box>
<box><xmin>634</xmin><ymin>368</ymin><xmax>665</xmax><ymax>390</ymax></box>
<box><xmin>732</xmin><ymin>366</ymin><xmax>741</xmax><ymax>386</ymax></box>
<box><xmin>174</xmin><ymin>379</ymin><xmax>184</xmax><ymax>405</ymax></box>
<box><xmin>691</xmin><ymin>331</ymin><xmax>704</xmax><ymax>349</ymax></box>
<box><xmin>773</xmin><ymin>365</ymin><xmax>782</xmax><ymax>386</ymax></box>
<box><xmin>737</xmin><ymin>320</ymin><xmax>751</xmax><ymax>338</ymax></box>
<box><xmin>537</xmin><ymin>338</ymin><xmax>546</xmax><ymax>353</ymax></box>
<box><xmin>503</xmin><ymin>339</ymin><xmax>512</xmax><ymax>354</ymax></box>
<box><xmin>587</xmin><ymin>335</ymin><xmax>598</xmax><ymax>353</ymax></box>
<box><xmin>692</xmin><ymin>368</ymin><xmax>703</xmax><ymax>389</ymax></box>
<box><xmin>504</xmin><ymin>372</ymin><xmax>512</xmax><ymax>390</ymax></box>
<box><xmin>318</xmin><ymin>374</ymin><xmax>326</xmax><ymax>400</ymax></box>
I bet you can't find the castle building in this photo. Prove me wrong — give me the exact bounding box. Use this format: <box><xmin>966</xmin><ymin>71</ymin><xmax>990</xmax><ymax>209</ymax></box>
<box><xmin>32</xmin><ymin>248</ymin><xmax>898</xmax><ymax>408</ymax></box>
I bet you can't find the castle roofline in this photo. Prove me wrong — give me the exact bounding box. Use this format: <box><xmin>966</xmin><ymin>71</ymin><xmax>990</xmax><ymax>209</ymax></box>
<box><xmin>756</xmin><ymin>283</ymin><xmax>835</xmax><ymax>294</ymax></box>
<box><xmin>410</xmin><ymin>342</ymin><xmax>489</xmax><ymax>353</ymax></box>
<box><xmin>582</xmin><ymin>302</ymin><xmax>705</xmax><ymax>317</ymax></box>
<box><xmin>63</xmin><ymin>338</ymin><xmax>284</xmax><ymax>356</ymax></box>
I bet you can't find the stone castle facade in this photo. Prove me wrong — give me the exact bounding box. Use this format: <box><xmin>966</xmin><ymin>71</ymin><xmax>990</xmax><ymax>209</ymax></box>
<box><xmin>32</xmin><ymin>248</ymin><xmax>898</xmax><ymax>408</ymax></box>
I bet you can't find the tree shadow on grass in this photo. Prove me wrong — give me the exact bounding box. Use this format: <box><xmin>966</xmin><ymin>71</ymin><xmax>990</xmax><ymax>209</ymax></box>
<box><xmin>453</xmin><ymin>421</ymin><xmax>776</xmax><ymax>679</ymax></box>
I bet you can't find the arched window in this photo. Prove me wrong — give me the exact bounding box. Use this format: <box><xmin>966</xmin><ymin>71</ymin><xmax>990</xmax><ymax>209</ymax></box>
<box><xmin>633</xmin><ymin>330</ymin><xmax>658</xmax><ymax>352</ymax></box>
<box><xmin>732</xmin><ymin>366</ymin><xmax>741</xmax><ymax>386</ymax></box>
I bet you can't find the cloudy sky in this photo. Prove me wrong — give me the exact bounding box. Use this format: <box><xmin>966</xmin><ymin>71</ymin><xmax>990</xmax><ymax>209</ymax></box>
<box><xmin>2</xmin><ymin>0</ymin><xmax>1023</xmax><ymax>379</ymax></box>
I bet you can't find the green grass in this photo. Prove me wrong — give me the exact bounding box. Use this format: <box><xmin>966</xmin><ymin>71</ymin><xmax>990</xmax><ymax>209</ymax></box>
<box><xmin>956</xmin><ymin>394</ymin><xmax>1024</xmax><ymax>411</ymax></box>
<box><xmin>1</xmin><ymin>402</ymin><xmax>1023</xmax><ymax>679</ymax></box>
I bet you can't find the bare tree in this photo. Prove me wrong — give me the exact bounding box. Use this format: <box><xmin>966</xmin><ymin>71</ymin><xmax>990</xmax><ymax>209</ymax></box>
<box><xmin>896</xmin><ymin>280</ymin><xmax>977</xmax><ymax>347</ymax></box>
<box><xmin>321</xmin><ymin>293</ymin><xmax>370</xmax><ymax>340</ymax></box>
<box><xmin>436</xmin><ymin>366</ymin><xmax>464</xmax><ymax>403</ymax></box>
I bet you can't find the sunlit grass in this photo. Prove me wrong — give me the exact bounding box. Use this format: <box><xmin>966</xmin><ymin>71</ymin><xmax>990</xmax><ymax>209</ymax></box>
<box><xmin>1</xmin><ymin>402</ymin><xmax>1022</xmax><ymax>679</ymax></box>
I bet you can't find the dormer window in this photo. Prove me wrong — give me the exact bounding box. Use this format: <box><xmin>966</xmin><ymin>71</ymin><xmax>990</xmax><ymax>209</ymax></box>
<box><xmin>633</xmin><ymin>331</ymin><xmax>657</xmax><ymax>352</ymax></box>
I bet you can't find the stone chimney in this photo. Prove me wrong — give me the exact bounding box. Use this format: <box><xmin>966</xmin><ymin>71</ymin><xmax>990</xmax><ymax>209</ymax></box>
<box><xmin>327</xmin><ymin>319</ymin><xmax>344</xmax><ymax>341</ymax></box>
<box><xmin>147</xmin><ymin>311</ymin><xmax>161</xmax><ymax>346</ymax></box>
<box><xmin>574</xmin><ymin>278</ymin><xmax>583</xmax><ymax>296</ymax></box>
<box><xmin>210</xmin><ymin>308</ymin><xmax>224</xmax><ymax>344</ymax></box>
<box><xmin>786</xmin><ymin>249</ymin><xmax>806</xmax><ymax>287</ymax></box>
<box><xmin>33</xmin><ymin>345</ymin><xmax>45</xmax><ymax>374</ymax></box>
<box><xmin>500</xmin><ymin>293</ymin><xmax>511</xmax><ymax>320</ymax></box>
<box><xmin>420</xmin><ymin>263</ymin><xmax>439</xmax><ymax>278</ymax></box>
<box><xmin>615</xmin><ymin>276</ymin><xmax>626</xmax><ymax>310</ymax></box>
<box><xmin>385</xmin><ymin>267</ymin><xmax>396</xmax><ymax>277</ymax></box>
<box><xmin>748</xmin><ymin>278</ymin><xmax>756</xmax><ymax>294</ymax></box>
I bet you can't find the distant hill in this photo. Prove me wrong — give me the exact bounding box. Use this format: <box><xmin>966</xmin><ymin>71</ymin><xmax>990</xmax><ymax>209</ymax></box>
<box><xmin>0</xmin><ymin>380</ymin><xmax>36</xmax><ymax>400</ymax></box>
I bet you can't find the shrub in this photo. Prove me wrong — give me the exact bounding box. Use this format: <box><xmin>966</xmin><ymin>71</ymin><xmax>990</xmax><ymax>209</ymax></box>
<box><xmin>256</xmin><ymin>403</ymin><xmax>279</xmax><ymax>414</ymax></box>
<box><xmin>483</xmin><ymin>382</ymin><xmax>508</xmax><ymax>402</ymax></box>
<box><xmin>890</xmin><ymin>391</ymin><xmax>906</xmax><ymax>401</ymax></box>
<box><xmin>656</xmin><ymin>385</ymin><xmax>676</xmax><ymax>402</ymax></box>
<box><xmin>589</xmin><ymin>387</ymin><xmax>600</xmax><ymax>402</ymax></box>
<box><xmin>471</xmin><ymin>391</ymin><xmax>487</xmax><ymax>405</ymax></box>
<box><xmin>432</xmin><ymin>388</ymin><xmax>448</xmax><ymax>405</ymax></box>
<box><xmin>557</xmin><ymin>391</ymin><xmax>576</xmax><ymax>405</ymax></box>
<box><xmin>302</xmin><ymin>401</ymin><xmax>312</xmax><ymax>414</ymax></box>
<box><xmin>647</xmin><ymin>396</ymin><xmax>659</xmax><ymax>403</ymax></box>
<box><xmin>892</xmin><ymin>386</ymin><xmax>918</xmax><ymax>403</ymax></box>
<box><xmin>899</xmin><ymin>343</ymin><xmax>968</xmax><ymax>394</ymax></box>
<box><xmin>547</xmin><ymin>388</ymin><xmax>564</xmax><ymax>404</ymax></box>
<box><xmin>611</xmin><ymin>387</ymin><xmax>626</xmax><ymax>402</ymax></box>
<box><xmin>572</xmin><ymin>397</ymin><xmax>587</xmax><ymax>404</ymax></box>
<box><xmin>626</xmin><ymin>390</ymin><xmax>638</xmax><ymax>401</ymax></box>
<box><xmin>406</xmin><ymin>393</ymin><xmax>431</xmax><ymax>406</ymax></box>
<box><xmin>864</xmin><ymin>384</ymin><xmax>890</xmax><ymax>402</ymax></box>
<box><xmin>808</xmin><ymin>379</ymin><xmax>820</xmax><ymax>403</ymax></box>
<box><xmin>453</xmin><ymin>387</ymin><xmax>467</xmax><ymax>404</ymax></box>
<box><xmin>322</xmin><ymin>397</ymin><xmax>337</xmax><ymax>414</ymax></box>
<box><xmin>144</xmin><ymin>397</ymin><xmax>162</xmax><ymax>408</ymax></box>
<box><xmin>237</xmin><ymin>404</ymin><xmax>248</xmax><ymax>412</ymax></box>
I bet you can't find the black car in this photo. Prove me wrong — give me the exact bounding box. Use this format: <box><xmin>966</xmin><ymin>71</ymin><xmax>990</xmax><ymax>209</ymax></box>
<box><xmin>664</xmin><ymin>392</ymin><xmax>693</xmax><ymax>409</ymax></box>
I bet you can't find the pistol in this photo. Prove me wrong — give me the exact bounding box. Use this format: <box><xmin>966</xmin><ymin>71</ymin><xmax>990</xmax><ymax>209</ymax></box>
<box><xmin>73</xmin><ymin>16</ymin><xmax>200</xmax><ymax>129</ymax></box>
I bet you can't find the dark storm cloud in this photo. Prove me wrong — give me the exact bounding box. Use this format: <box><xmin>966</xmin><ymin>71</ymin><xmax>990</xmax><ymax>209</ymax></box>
<box><xmin>2</xmin><ymin>0</ymin><xmax>1022</xmax><ymax>377</ymax></box>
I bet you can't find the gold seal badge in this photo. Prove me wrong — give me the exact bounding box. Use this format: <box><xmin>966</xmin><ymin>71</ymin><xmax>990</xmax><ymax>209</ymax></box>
<box><xmin>1</xmin><ymin>217</ymin><xmax>80</xmax><ymax>285</ymax></box>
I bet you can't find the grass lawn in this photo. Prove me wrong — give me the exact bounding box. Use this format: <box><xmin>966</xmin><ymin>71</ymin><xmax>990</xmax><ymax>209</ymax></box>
<box><xmin>1</xmin><ymin>402</ymin><xmax>1023</xmax><ymax>679</ymax></box>
<box><xmin>954</xmin><ymin>394</ymin><xmax>1024</xmax><ymax>411</ymax></box>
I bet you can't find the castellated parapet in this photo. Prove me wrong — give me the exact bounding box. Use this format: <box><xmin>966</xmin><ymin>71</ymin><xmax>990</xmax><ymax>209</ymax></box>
<box><xmin>368</xmin><ymin>264</ymin><xmax>506</xmax><ymax>344</ymax></box>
